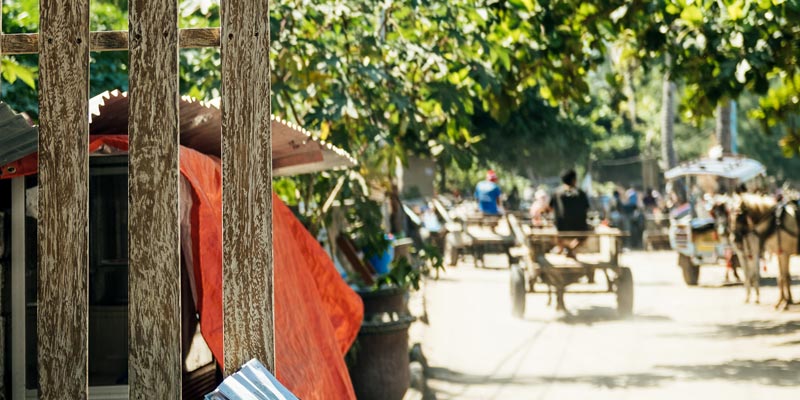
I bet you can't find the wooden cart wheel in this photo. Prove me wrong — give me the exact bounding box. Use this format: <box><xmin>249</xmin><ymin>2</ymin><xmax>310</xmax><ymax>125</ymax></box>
<box><xmin>679</xmin><ymin>254</ymin><xmax>700</xmax><ymax>286</ymax></box>
<box><xmin>616</xmin><ymin>267</ymin><xmax>634</xmax><ymax>317</ymax></box>
<box><xmin>510</xmin><ymin>264</ymin><xmax>526</xmax><ymax>319</ymax></box>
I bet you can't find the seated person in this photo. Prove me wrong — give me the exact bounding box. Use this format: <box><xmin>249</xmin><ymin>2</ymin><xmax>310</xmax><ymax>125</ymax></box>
<box><xmin>529</xmin><ymin>189</ymin><xmax>551</xmax><ymax>226</ymax></box>
<box><xmin>551</xmin><ymin>169</ymin><xmax>590</xmax><ymax>232</ymax></box>
<box><xmin>475</xmin><ymin>170</ymin><xmax>503</xmax><ymax>215</ymax></box>
<box><xmin>550</xmin><ymin>169</ymin><xmax>591</xmax><ymax>258</ymax></box>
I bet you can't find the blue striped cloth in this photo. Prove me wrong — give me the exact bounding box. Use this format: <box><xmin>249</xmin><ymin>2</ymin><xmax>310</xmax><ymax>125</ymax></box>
<box><xmin>205</xmin><ymin>359</ymin><xmax>299</xmax><ymax>400</ymax></box>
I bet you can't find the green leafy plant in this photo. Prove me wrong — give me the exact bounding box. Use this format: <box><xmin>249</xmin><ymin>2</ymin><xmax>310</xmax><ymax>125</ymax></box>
<box><xmin>373</xmin><ymin>243</ymin><xmax>443</xmax><ymax>292</ymax></box>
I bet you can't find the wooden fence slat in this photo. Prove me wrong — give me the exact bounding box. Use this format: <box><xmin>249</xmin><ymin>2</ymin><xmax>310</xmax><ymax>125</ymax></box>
<box><xmin>37</xmin><ymin>0</ymin><xmax>90</xmax><ymax>398</ymax></box>
<box><xmin>128</xmin><ymin>0</ymin><xmax>182</xmax><ymax>396</ymax></box>
<box><xmin>10</xmin><ymin>179</ymin><xmax>26</xmax><ymax>400</ymax></box>
<box><xmin>221</xmin><ymin>0</ymin><xmax>274</xmax><ymax>374</ymax></box>
<box><xmin>0</xmin><ymin>9</ymin><xmax>4</xmax><ymax>399</ymax></box>
<box><xmin>1</xmin><ymin>28</ymin><xmax>221</xmax><ymax>54</ymax></box>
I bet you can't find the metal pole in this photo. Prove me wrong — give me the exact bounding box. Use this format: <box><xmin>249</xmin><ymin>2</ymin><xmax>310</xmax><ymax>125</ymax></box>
<box><xmin>11</xmin><ymin>177</ymin><xmax>26</xmax><ymax>400</ymax></box>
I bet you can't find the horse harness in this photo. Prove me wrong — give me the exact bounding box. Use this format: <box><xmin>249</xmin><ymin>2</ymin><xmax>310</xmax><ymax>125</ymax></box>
<box><xmin>738</xmin><ymin>200</ymin><xmax>800</xmax><ymax>253</ymax></box>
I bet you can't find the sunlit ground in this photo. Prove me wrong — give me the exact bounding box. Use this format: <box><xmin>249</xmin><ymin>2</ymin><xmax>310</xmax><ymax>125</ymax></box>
<box><xmin>412</xmin><ymin>251</ymin><xmax>800</xmax><ymax>400</ymax></box>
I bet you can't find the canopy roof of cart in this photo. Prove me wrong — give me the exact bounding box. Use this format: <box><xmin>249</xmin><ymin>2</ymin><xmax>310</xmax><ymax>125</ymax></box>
<box><xmin>0</xmin><ymin>90</ymin><xmax>356</xmax><ymax>177</ymax></box>
<box><xmin>664</xmin><ymin>156</ymin><xmax>765</xmax><ymax>182</ymax></box>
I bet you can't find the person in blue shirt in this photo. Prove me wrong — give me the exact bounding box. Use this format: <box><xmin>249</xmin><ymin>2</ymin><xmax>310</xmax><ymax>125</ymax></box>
<box><xmin>475</xmin><ymin>170</ymin><xmax>503</xmax><ymax>215</ymax></box>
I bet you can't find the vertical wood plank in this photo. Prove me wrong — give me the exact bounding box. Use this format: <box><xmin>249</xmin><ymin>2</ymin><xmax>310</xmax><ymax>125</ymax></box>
<box><xmin>0</xmin><ymin>245</ymin><xmax>3</xmax><ymax>400</ymax></box>
<box><xmin>0</xmin><ymin>10</ymin><xmax>5</xmax><ymax>399</ymax></box>
<box><xmin>128</xmin><ymin>0</ymin><xmax>182</xmax><ymax>396</ymax></box>
<box><xmin>11</xmin><ymin>179</ymin><xmax>26</xmax><ymax>400</ymax></box>
<box><xmin>0</xmin><ymin>238</ymin><xmax>3</xmax><ymax>400</ymax></box>
<box><xmin>221</xmin><ymin>0</ymin><xmax>274</xmax><ymax>374</ymax></box>
<box><xmin>37</xmin><ymin>0</ymin><xmax>90</xmax><ymax>398</ymax></box>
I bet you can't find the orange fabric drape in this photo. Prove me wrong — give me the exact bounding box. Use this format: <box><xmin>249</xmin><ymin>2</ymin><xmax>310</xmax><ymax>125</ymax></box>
<box><xmin>180</xmin><ymin>146</ymin><xmax>362</xmax><ymax>399</ymax></box>
<box><xmin>0</xmin><ymin>135</ymin><xmax>129</xmax><ymax>180</ymax></box>
<box><xmin>4</xmin><ymin>137</ymin><xmax>362</xmax><ymax>399</ymax></box>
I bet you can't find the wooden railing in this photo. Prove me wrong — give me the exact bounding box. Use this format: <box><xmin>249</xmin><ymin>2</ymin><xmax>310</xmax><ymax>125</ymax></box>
<box><xmin>0</xmin><ymin>0</ymin><xmax>274</xmax><ymax>397</ymax></box>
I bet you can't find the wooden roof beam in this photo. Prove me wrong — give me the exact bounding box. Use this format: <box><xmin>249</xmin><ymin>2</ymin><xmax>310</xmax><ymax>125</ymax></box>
<box><xmin>1</xmin><ymin>28</ymin><xmax>220</xmax><ymax>54</ymax></box>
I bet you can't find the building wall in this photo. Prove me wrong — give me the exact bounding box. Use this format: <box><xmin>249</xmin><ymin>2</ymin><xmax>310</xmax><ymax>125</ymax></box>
<box><xmin>398</xmin><ymin>156</ymin><xmax>436</xmax><ymax>199</ymax></box>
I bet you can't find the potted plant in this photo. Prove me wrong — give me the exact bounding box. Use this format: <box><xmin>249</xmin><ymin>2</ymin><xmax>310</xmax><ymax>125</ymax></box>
<box><xmin>347</xmin><ymin>242</ymin><xmax>443</xmax><ymax>400</ymax></box>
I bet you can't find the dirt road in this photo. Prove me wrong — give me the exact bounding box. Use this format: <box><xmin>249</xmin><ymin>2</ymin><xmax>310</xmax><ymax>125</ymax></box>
<box><xmin>413</xmin><ymin>251</ymin><xmax>800</xmax><ymax>399</ymax></box>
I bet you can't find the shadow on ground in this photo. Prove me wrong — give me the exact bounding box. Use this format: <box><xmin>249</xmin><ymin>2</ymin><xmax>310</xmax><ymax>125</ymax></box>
<box><xmin>751</xmin><ymin>276</ymin><xmax>800</xmax><ymax>287</ymax></box>
<box><xmin>524</xmin><ymin>306</ymin><xmax>671</xmax><ymax>326</ymax></box>
<box><xmin>633</xmin><ymin>281</ymin><xmax>675</xmax><ymax>287</ymax></box>
<box><xmin>427</xmin><ymin>358</ymin><xmax>800</xmax><ymax>393</ymax></box>
<box><xmin>559</xmin><ymin>306</ymin><xmax>671</xmax><ymax>325</ymax></box>
<box><xmin>678</xmin><ymin>319</ymin><xmax>800</xmax><ymax>339</ymax></box>
<box><xmin>698</xmin><ymin>275</ymin><xmax>800</xmax><ymax>289</ymax></box>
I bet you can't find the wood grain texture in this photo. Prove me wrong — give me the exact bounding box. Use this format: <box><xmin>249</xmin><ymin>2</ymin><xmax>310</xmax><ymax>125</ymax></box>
<box><xmin>1</xmin><ymin>28</ymin><xmax>220</xmax><ymax>54</ymax></box>
<box><xmin>10</xmin><ymin>179</ymin><xmax>26</xmax><ymax>400</ymax></box>
<box><xmin>128</xmin><ymin>0</ymin><xmax>182</xmax><ymax>397</ymax></box>
<box><xmin>37</xmin><ymin>0</ymin><xmax>90</xmax><ymax>398</ymax></box>
<box><xmin>221</xmin><ymin>0</ymin><xmax>275</xmax><ymax>374</ymax></box>
<box><xmin>0</xmin><ymin>266</ymin><xmax>3</xmax><ymax>400</ymax></box>
<box><xmin>0</xmin><ymin>8</ymin><xmax>4</xmax><ymax>398</ymax></box>
<box><xmin>180</xmin><ymin>28</ymin><xmax>221</xmax><ymax>49</ymax></box>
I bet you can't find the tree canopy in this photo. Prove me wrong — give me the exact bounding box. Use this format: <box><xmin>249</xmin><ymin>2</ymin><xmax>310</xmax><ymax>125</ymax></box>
<box><xmin>2</xmin><ymin>0</ymin><xmax>799</xmax><ymax>180</ymax></box>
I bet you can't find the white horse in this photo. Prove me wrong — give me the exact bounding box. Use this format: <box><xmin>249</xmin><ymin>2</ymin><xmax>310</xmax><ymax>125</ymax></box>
<box><xmin>729</xmin><ymin>194</ymin><xmax>798</xmax><ymax>310</ymax></box>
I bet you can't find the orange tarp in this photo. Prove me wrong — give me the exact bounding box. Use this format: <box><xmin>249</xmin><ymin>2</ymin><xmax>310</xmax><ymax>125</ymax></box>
<box><xmin>181</xmin><ymin>146</ymin><xmax>362</xmax><ymax>399</ymax></box>
<box><xmin>0</xmin><ymin>135</ymin><xmax>130</xmax><ymax>179</ymax></box>
<box><xmin>3</xmin><ymin>137</ymin><xmax>363</xmax><ymax>399</ymax></box>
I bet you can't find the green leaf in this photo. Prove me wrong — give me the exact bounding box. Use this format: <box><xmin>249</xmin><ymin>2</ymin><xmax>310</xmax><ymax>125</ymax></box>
<box><xmin>665</xmin><ymin>3</ymin><xmax>682</xmax><ymax>14</ymax></box>
<box><xmin>1</xmin><ymin>58</ymin><xmax>37</xmax><ymax>89</ymax></box>
<box><xmin>507</xmin><ymin>0</ymin><xmax>535</xmax><ymax>12</ymax></box>
<box><xmin>727</xmin><ymin>0</ymin><xmax>745</xmax><ymax>20</ymax></box>
<box><xmin>680</xmin><ymin>6</ymin><xmax>704</xmax><ymax>25</ymax></box>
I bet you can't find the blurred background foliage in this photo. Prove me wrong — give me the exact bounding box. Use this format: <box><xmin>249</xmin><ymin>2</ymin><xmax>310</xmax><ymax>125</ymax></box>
<box><xmin>2</xmin><ymin>0</ymin><xmax>800</xmax><ymax>237</ymax></box>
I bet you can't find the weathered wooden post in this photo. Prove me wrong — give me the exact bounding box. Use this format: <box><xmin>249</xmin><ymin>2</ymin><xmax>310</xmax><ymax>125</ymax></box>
<box><xmin>37</xmin><ymin>0</ymin><xmax>90</xmax><ymax>398</ymax></box>
<box><xmin>2</xmin><ymin>0</ymin><xmax>275</xmax><ymax>394</ymax></box>
<box><xmin>0</xmin><ymin>5</ymin><xmax>5</xmax><ymax>398</ymax></box>
<box><xmin>128</xmin><ymin>0</ymin><xmax>182</xmax><ymax>396</ymax></box>
<box><xmin>221</xmin><ymin>0</ymin><xmax>275</xmax><ymax>374</ymax></box>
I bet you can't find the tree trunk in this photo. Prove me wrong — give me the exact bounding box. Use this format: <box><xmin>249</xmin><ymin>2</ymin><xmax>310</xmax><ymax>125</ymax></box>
<box><xmin>716</xmin><ymin>100</ymin><xmax>733</xmax><ymax>154</ymax></box>
<box><xmin>389</xmin><ymin>183</ymin><xmax>404</xmax><ymax>235</ymax></box>
<box><xmin>660</xmin><ymin>66</ymin><xmax>677</xmax><ymax>170</ymax></box>
<box><xmin>438</xmin><ymin>158</ymin><xmax>447</xmax><ymax>195</ymax></box>
<box><xmin>624</xmin><ymin>63</ymin><xmax>638</xmax><ymax>129</ymax></box>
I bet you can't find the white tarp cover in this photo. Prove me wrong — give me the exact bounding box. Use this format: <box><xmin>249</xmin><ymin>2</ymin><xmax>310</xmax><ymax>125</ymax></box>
<box><xmin>664</xmin><ymin>156</ymin><xmax>766</xmax><ymax>181</ymax></box>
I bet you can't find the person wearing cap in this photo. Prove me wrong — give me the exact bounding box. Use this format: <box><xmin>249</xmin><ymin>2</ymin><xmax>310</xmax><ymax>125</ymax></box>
<box><xmin>475</xmin><ymin>170</ymin><xmax>503</xmax><ymax>215</ymax></box>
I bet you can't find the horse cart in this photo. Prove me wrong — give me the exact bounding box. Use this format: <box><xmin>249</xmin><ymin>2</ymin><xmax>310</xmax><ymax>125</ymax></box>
<box><xmin>643</xmin><ymin>213</ymin><xmax>671</xmax><ymax>250</ymax></box>
<box><xmin>507</xmin><ymin>215</ymin><xmax>633</xmax><ymax>318</ymax></box>
<box><xmin>664</xmin><ymin>155</ymin><xmax>766</xmax><ymax>286</ymax></box>
<box><xmin>433</xmin><ymin>199</ymin><xmax>516</xmax><ymax>268</ymax></box>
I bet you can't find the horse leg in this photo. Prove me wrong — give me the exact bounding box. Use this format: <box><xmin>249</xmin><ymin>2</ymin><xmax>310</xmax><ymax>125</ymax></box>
<box><xmin>779</xmin><ymin>252</ymin><xmax>793</xmax><ymax>310</ymax></box>
<box><xmin>775</xmin><ymin>271</ymin><xmax>785</xmax><ymax>310</ymax></box>
<box><xmin>740</xmin><ymin>251</ymin><xmax>751</xmax><ymax>303</ymax></box>
<box><xmin>737</xmin><ymin>249</ymin><xmax>751</xmax><ymax>303</ymax></box>
<box><xmin>726</xmin><ymin>250</ymin><xmax>742</xmax><ymax>283</ymax></box>
<box><xmin>555</xmin><ymin>287</ymin><xmax>567</xmax><ymax>312</ymax></box>
<box><xmin>751</xmin><ymin>237</ymin><xmax>762</xmax><ymax>304</ymax></box>
<box><xmin>752</xmin><ymin>255</ymin><xmax>761</xmax><ymax>304</ymax></box>
<box><xmin>754</xmin><ymin>279</ymin><xmax>760</xmax><ymax>304</ymax></box>
<box><xmin>744</xmin><ymin>275</ymin><xmax>751</xmax><ymax>304</ymax></box>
